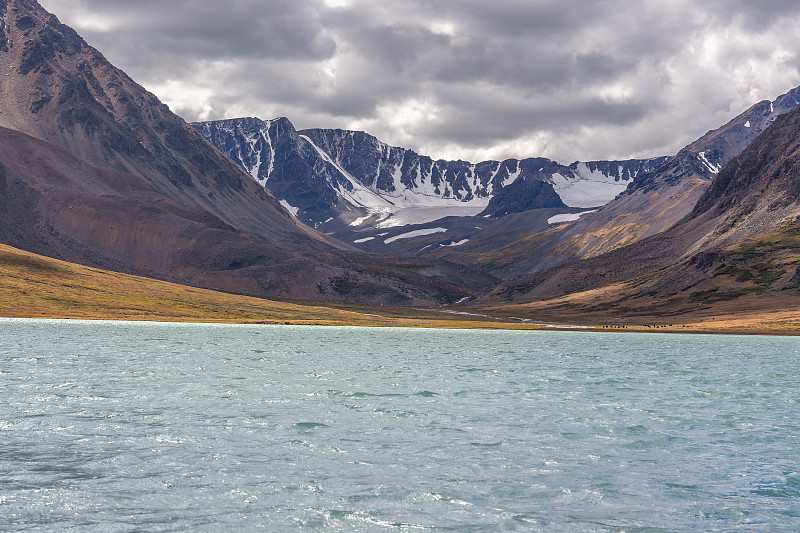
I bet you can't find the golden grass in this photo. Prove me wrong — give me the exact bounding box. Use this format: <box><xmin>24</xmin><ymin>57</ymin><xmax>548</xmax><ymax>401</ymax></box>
<box><xmin>475</xmin><ymin>283</ymin><xmax>800</xmax><ymax>335</ymax></box>
<box><xmin>2</xmin><ymin>243</ymin><xmax>798</xmax><ymax>335</ymax></box>
<box><xmin>566</xmin><ymin>222</ymin><xmax>649</xmax><ymax>259</ymax></box>
<box><xmin>0</xmin><ymin>243</ymin><xmax>549</xmax><ymax>330</ymax></box>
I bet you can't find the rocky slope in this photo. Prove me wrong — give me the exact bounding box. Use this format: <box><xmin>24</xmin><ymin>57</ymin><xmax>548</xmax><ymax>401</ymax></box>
<box><xmin>0</xmin><ymin>0</ymin><xmax>493</xmax><ymax>304</ymax></box>
<box><xmin>486</xmin><ymin>101</ymin><xmax>800</xmax><ymax>309</ymax></box>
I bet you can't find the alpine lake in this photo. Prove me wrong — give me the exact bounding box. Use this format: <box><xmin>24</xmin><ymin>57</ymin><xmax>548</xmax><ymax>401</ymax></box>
<box><xmin>2</xmin><ymin>318</ymin><xmax>799</xmax><ymax>531</ymax></box>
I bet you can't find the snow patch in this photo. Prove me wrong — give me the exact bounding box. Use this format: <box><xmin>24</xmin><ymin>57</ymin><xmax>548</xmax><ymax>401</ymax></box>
<box><xmin>441</xmin><ymin>239</ymin><xmax>470</xmax><ymax>247</ymax></box>
<box><xmin>375</xmin><ymin>204</ymin><xmax>486</xmax><ymax>228</ymax></box>
<box><xmin>279</xmin><ymin>200</ymin><xmax>299</xmax><ymax>217</ymax></box>
<box><xmin>353</xmin><ymin>237</ymin><xmax>375</xmax><ymax>243</ymax></box>
<box><xmin>550</xmin><ymin>165</ymin><xmax>631</xmax><ymax>208</ymax></box>
<box><xmin>503</xmin><ymin>167</ymin><xmax>522</xmax><ymax>187</ymax></box>
<box><xmin>548</xmin><ymin>210</ymin><xmax>596</xmax><ymax>225</ymax></box>
<box><xmin>349</xmin><ymin>215</ymin><xmax>372</xmax><ymax>227</ymax></box>
<box><xmin>697</xmin><ymin>151</ymin><xmax>721</xmax><ymax>174</ymax></box>
<box><xmin>744</xmin><ymin>121</ymin><xmax>751</xmax><ymax>128</ymax></box>
<box><xmin>384</xmin><ymin>227</ymin><xmax>447</xmax><ymax>244</ymax></box>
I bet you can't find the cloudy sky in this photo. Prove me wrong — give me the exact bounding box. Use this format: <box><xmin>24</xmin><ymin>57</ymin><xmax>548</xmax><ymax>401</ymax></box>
<box><xmin>39</xmin><ymin>0</ymin><xmax>800</xmax><ymax>164</ymax></box>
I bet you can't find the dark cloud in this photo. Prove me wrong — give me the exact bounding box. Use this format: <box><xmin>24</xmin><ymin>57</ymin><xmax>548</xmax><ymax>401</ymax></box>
<box><xmin>49</xmin><ymin>0</ymin><xmax>336</xmax><ymax>61</ymax></box>
<box><xmin>414</xmin><ymin>85</ymin><xmax>652</xmax><ymax>150</ymax></box>
<box><xmin>429</xmin><ymin>0</ymin><xmax>611</xmax><ymax>37</ymax></box>
<box><xmin>39</xmin><ymin>0</ymin><xmax>800</xmax><ymax>163</ymax></box>
<box><xmin>705</xmin><ymin>0</ymin><xmax>800</xmax><ymax>29</ymax></box>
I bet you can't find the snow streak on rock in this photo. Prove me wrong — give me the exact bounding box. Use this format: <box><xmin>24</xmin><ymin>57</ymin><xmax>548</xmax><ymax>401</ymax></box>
<box><xmin>194</xmin><ymin>117</ymin><xmax>667</xmax><ymax>226</ymax></box>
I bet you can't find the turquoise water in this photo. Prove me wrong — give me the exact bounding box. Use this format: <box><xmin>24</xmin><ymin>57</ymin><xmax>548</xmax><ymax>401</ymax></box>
<box><xmin>1</xmin><ymin>318</ymin><xmax>799</xmax><ymax>532</ymax></box>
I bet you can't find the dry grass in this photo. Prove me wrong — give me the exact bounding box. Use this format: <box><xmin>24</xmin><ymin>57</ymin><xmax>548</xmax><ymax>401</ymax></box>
<box><xmin>3</xmin><ymin>243</ymin><xmax>799</xmax><ymax>335</ymax></box>
<box><xmin>474</xmin><ymin>283</ymin><xmax>800</xmax><ymax>335</ymax></box>
<box><xmin>0</xmin><ymin>244</ymin><xmax>545</xmax><ymax>330</ymax></box>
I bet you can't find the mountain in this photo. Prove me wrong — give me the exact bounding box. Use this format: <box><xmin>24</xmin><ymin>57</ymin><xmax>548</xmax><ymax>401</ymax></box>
<box><xmin>195</xmin><ymin>85</ymin><xmax>798</xmax><ymax>273</ymax></box>
<box><xmin>485</xmin><ymin>100</ymin><xmax>800</xmax><ymax>317</ymax></box>
<box><xmin>194</xmin><ymin>117</ymin><xmax>666</xmax><ymax>249</ymax></box>
<box><xmin>0</xmin><ymin>0</ymin><xmax>493</xmax><ymax>304</ymax></box>
<box><xmin>428</xmin><ymin>84</ymin><xmax>800</xmax><ymax>277</ymax></box>
<box><xmin>567</xmin><ymin>85</ymin><xmax>800</xmax><ymax>250</ymax></box>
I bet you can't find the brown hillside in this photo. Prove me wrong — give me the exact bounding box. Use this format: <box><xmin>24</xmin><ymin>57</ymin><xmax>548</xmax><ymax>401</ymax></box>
<box><xmin>487</xmin><ymin>102</ymin><xmax>800</xmax><ymax>307</ymax></box>
<box><xmin>0</xmin><ymin>0</ymin><xmax>491</xmax><ymax>304</ymax></box>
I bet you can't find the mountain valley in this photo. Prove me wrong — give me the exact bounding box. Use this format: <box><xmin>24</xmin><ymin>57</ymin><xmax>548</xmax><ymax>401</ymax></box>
<box><xmin>1</xmin><ymin>0</ymin><xmax>799</xmax><ymax>329</ymax></box>
<box><xmin>196</xmin><ymin>85</ymin><xmax>800</xmax><ymax>282</ymax></box>
<box><xmin>194</xmin><ymin>116</ymin><xmax>667</xmax><ymax>258</ymax></box>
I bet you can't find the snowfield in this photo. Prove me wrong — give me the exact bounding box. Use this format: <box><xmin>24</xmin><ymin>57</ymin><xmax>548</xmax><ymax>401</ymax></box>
<box><xmin>550</xmin><ymin>165</ymin><xmax>632</xmax><ymax>208</ymax></box>
<box><xmin>547</xmin><ymin>210</ymin><xmax>597</xmax><ymax>225</ymax></box>
<box><xmin>384</xmin><ymin>228</ymin><xmax>447</xmax><ymax>244</ymax></box>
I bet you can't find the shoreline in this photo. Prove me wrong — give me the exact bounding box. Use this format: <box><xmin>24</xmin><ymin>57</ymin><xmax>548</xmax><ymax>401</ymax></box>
<box><xmin>2</xmin><ymin>312</ymin><xmax>798</xmax><ymax>337</ymax></box>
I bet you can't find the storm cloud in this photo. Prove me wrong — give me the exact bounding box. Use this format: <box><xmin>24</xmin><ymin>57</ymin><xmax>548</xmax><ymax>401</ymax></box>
<box><xmin>39</xmin><ymin>0</ymin><xmax>800</xmax><ymax>164</ymax></box>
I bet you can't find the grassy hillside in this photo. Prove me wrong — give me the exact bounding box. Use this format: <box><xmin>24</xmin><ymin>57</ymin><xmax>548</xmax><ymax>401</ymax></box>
<box><xmin>2</xmin><ymin>242</ymin><xmax>799</xmax><ymax>334</ymax></box>
<box><xmin>473</xmin><ymin>222</ymin><xmax>800</xmax><ymax>335</ymax></box>
<box><xmin>0</xmin><ymin>243</ymin><xmax>521</xmax><ymax>328</ymax></box>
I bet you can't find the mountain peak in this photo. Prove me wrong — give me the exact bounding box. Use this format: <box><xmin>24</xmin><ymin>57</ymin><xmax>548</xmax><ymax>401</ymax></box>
<box><xmin>690</xmin><ymin>102</ymin><xmax>800</xmax><ymax>224</ymax></box>
<box><xmin>2</xmin><ymin>0</ymin><xmax>84</xmax><ymax>56</ymax></box>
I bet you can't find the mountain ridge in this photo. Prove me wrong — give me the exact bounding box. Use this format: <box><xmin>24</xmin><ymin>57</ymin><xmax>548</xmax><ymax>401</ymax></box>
<box><xmin>485</xmin><ymin>100</ymin><xmax>800</xmax><ymax>308</ymax></box>
<box><xmin>195</xmin><ymin>82</ymin><xmax>800</xmax><ymax>275</ymax></box>
<box><xmin>425</xmin><ymin>83</ymin><xmax>800</xmax><ymax>277</ymax></box>
<box><xmin>194</xmin><ymin>115</ymin><xmax>666</xmax><ymax>251</ymax></box>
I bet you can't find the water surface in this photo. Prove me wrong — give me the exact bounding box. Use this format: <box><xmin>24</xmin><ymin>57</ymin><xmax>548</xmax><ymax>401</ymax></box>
<box><xmin>1</xmin><ymin>319</ymin><xmax>799</xmax><ymax>531</ymax></box>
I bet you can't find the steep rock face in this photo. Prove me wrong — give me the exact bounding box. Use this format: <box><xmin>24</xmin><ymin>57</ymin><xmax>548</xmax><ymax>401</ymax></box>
<box><xmin>627</xmin><ymin>86</ymin><xmax>800</xmax><ymax>198</ymax></box>
<box><xmin>193</xmin><ymin>118</ymin><xmax>363</xmax><ymax>224</ymax></box>
<box><xmin>300</xmin><ymin>128</ymin><xmax>520</xmax><ymax>203</ymax></box>
<box><xmin>0</xmin><ymin>0</ymin><xmax>306</xmax><ymax>241</ymax></box>
<box><xmin>691</xmin><ymin>106</ymin><xmax>800</xmax><ymax>219</ymax></box>
<box><xmin>194</xmin><ymin>117</ymin><xmax>665</xmax><ymax>241</ymax></box>
<box><xmin>0</xmin><ymin>0</ymin><xmax>490</xmax><ymax>304</ymax></box>
<box><xmin>480</xmin><ymin>160</ymin><xmax>566</xmax><ymax>217</ymax></box>
<box><xmin>685</xmin><ymin>103</ymin><xmax>800</xmax><ymax>250</ymax></box>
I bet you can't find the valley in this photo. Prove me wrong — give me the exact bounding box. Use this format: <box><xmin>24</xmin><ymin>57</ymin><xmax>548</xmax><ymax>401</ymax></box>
<box><xmin>5</xmin><ymin>2</ymin><xmax>800</xmax><ymax>532</ymax></box>
<box><xmin>0</xmin><ymin>0</ymin><xmax>799</xmax><ymax>333</ymax></box>
<box><xmin>3</xmin><ymin>240</ymin><xmax>799</xmax><ymax>334</ymax></box>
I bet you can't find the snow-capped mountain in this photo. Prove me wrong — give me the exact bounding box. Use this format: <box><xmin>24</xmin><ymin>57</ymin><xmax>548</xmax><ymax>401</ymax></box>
<box><xmin>194</xmin><ymin>117</ymin><xmax>665</xmax><ymax>241</ymax></box>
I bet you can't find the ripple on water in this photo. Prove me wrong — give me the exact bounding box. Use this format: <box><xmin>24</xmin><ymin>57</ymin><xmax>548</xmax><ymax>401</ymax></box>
<box><xmin>1</xmin><ymin>320</ymin><xmax>799</xmax><ymax>531</ymax></box>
